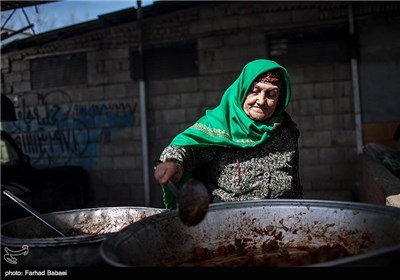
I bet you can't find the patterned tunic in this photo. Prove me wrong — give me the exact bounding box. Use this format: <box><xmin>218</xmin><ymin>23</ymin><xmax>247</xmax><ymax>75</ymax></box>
<box><xmin>159</xmin><ymin>124</ymin><xmax>302</xmax><ymax>202</ymax></box>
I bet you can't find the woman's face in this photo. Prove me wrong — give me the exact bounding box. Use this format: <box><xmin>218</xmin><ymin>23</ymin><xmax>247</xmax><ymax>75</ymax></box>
<box><xmin>243</xmin><ymin>81</ymin><xmax>280</xmax><ymax>122</ymax></box>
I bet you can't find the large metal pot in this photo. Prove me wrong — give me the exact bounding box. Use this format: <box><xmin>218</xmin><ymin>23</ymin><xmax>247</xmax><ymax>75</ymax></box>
<box><xmin>100</xmin><ymin>200</ymin><xmax>400</xmax><ymax>267</ymax></box>
<box><xmin>1</xmin><ymin>206</ymin><xmax>166</xmax><ymax>267</ymax></box>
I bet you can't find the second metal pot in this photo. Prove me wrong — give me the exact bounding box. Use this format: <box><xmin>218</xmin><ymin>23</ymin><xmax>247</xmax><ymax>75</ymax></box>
<box><xmin>1</xmin><ymin>206</ymin><xmax>166</xmax><ymax>267</ymax></box>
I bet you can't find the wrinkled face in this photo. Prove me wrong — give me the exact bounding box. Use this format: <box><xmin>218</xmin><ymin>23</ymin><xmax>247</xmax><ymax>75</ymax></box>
<box><xmin>243</xmin><ymin>81</ymin><xmax>280</xmax><ymax>122</ymax></box>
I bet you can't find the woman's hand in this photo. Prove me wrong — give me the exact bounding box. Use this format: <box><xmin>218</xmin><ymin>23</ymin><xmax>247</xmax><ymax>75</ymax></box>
<box><xmin>154</xmin><ymin>161</ymin><xmax>183</xmax><ymax>185</ymax></box>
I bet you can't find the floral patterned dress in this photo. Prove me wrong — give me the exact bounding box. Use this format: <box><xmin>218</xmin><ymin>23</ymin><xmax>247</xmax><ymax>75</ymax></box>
<box><xmin>159</xmin><ymin>122</ymin><xmax>302</xmax><ymax>202</ymax></box>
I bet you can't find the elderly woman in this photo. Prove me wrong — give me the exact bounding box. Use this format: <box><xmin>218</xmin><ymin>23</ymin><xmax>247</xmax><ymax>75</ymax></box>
<box><xmin>154</xmin><ymin>59</ymin><xmax>302</xmax><ymax>209</ymax></box>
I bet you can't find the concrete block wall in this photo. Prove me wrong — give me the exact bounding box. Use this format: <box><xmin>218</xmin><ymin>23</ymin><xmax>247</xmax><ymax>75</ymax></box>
<box><xmin>2</xmin><ymin>2</ymin><xmax>398</xmax><ymax>207</ymax></box>
<box><xmin>1</xmin><ymin>45</ymin><xmax>143</xmax><ymax>205</ymax></box>
<box><xmin>290</xmin><ymin>64</ymin><xmax>357</xmax><ymax>201</ymax></box>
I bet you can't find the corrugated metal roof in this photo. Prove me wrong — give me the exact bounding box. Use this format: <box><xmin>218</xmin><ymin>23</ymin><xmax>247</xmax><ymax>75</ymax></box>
<box><xmin>0</xmin><ymin>1</ymin><xmax>56</xmax><ymax>11</ymax></box>
<box><xmin>0</xmin><ymin>1</ymin><xmax>209</xmax><ymax>52</ymax></box>
<box><xmin>2</xmin><ymin>1</ymin><xmax>399</xmax><ymax>53</ymax></box>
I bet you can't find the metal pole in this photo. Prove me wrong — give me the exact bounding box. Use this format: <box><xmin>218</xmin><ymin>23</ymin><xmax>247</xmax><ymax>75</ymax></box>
<box><xmin>348</xmin><ymin>2</ymin><xmax>363</xmax><ymax>155</ymax></box>
<box><xmin>137</xmin><ymin>0</ymin><xmax>150</xmax><ymax>206</ymax></box>
<box><xmin>3</xmin><ymin>190</ymin><xmax>66</xmax><ymax>237</ymax></box>
<box><xmin>1</xmin><ymin>9</ymin><xmax>16</xmax><ymax>29</ymax></box>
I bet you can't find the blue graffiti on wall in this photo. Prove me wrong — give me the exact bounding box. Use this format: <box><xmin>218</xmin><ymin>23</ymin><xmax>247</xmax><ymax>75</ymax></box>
<box><xmin>4</xmin><ymin>90</ymin><xmax>137</xmax><ymax>168</ymax></box>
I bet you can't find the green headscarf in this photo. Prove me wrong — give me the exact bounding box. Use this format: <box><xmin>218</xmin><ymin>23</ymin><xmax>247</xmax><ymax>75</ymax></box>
<box><xmin>162</xmin><ymin>59</ymin><xmax>292</xmax><ymax>208</ymax></box>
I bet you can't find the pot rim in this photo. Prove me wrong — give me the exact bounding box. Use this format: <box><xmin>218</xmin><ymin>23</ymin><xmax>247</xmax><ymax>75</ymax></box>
<box><xmin>99</xmin><ymin>199</ymin><xmax>400</xmax><ymax>267</ymax></box>
<box><xmin>1</xmin><ymin>206</ymin><xmax>167</xmax><ymax>246</ymax></box>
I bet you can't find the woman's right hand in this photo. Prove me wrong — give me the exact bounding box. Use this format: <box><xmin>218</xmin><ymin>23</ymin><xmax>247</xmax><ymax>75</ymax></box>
<box><xmin>154</xmin><ymin>161</ymin><xmax>183</xmax><ymax>185</ymax></box>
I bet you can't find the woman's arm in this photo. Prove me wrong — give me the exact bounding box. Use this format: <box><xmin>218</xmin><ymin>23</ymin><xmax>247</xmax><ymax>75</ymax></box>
<box><xmin>154</xmin><ymin>145</ymin><xmax>217</xmax><ymax>185</ymax></box>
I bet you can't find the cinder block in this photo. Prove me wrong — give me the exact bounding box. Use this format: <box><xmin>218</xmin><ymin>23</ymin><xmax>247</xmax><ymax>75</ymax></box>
<box><xmin>3</xmin><ymin>72</ymin><xmax>22</xmax><ymax>83</ymax></box>
<box><xmin>304</xmin><ymin>65</ymin><xmax>334</xmax><ymax>83</ymax></box>
<box><xmin>198</xmin><ymin>36</ymin><xmax>224</xmax><ymax>49</ymax></box>
<box><xmin>319</xmin><ymin>147</ymin><xmax>345</xmax><ymax>164</ymax></box>
<box><xmin>331</xmin><ymin>130</ymin><xmax>356</xmax><ymax>146</ymax></box>
<box><xmin>12</xmin><ymin>60</ymin><xmax>30</xmax><ymax>72</ymax></box>
<box><xmin>149</xmin><ymin>94</ymin><xmax>181</xmax><ymax>110</ymax></box>
<box><xmin>299</xmin><ymin>148</ymin><xmax>318</xmax><ymax>165</ymax></box>
<box><xmin>190</xmin><ymin>19</ymin><xmax>213</xmax><ymax>34</ymax></box>
<box><xmin>199</xmin><ymin>61</ymin><xmax>225</xmax><ymax>75</ymax></box>
<box><xmin>181</xmin><ymin>92</ymin><xmax>206</xmax><ymax>107</ymax></box>
<box><xmin>184</xmin><ymin>107</ymin><xmax>205</xmax><ymax>123</ymax></box>
<box><xmin>107</xmin><ymin>70</ymin><xmax>131</xmax><ymax>83</ymax></box>
<box><xmin>1</xmin><ymin>57</ymin><xmax>10</xmax><ymax>72</ymax></box>
<box><xmin>155</xmin><ymin>124</ymin><xmax>183</xmax><ymax>140</ymax></box>
<box><xmin>154</xmin><ymin>109</ymin><xmax>185</xmax><ymax>124</ymax></box>
<box><xmin>104</xmin><ymin>84</ymin><xmax>128</xmax><ymax>98</ymax></box>
<box><xmin>291</xmin><ymin>84</ymin><xmax>314</xmax><ymax>100</ymax></box>
<box><xmin>335</xmin><ymin>97</ymin><xmax>352</xmax><ymax>114</ymax></box>
<box><xmin>147</xmin><ymin>80</ymin><xmax>173</xmax><ymax>96</ymax></box>
<box><xmin>205</xmin><ymin>90</ymin><xmax>224</xmax><ymax>107</ymax></box>
<box><xmin>343</xmin><ymin>114</ymin><xmax>355</xmax><ymax>130</ymax></box>
<box><xmin>238</xmin><ymin>14</ymin><xmax>264</xmax><ymax>28</ymax></box>
<box><xmin>223</xmin><ymin>32</ymin><xmax>249</xmax><ymax>46</ymax></box>
<box><xmin>212</xmin><ymin>16</ymin><xmax>238</xmax><ymax>31</ymax></box>
<box><xmin>171</xmin><ymin>78</ymin><xmax>199</xmax><ymax>93</ymax></box>
<box><xmin>294</xmin><ymin>115</ymin><xmax>314</xmax><ymax>130</ymax></box>
<box><xmin>302</xmin><ymin>164</ymin><xmax>332</xmax><ymax>181</ymax></box>
<box><xmin>291</xmin><ymin>99</ymin><xmax>321</xmax><ymax>116</ymax></box>
<box><xmin>95</xmin><ymin>157</ymin><xmax>114</xmax><ymax>170</ymax></box>
<box><xmin>314</xmin><ymin>115</ymin><xmax>343</xmax><ymax>130</ymax></box>
<box><xmin>333</xmin><ymin>63</ymin><xmax>352</xmax><ymax>80</ymax></box>
<box><xmin>264</xmin><ymin>11</ymin><xmax>291</xmax><ymax>25</ymax></box>
<box><xmin>315</xmin><ymin>82</ymin><xmax>335</xmax><ymax>99</ymax></box>
<box><xmin>331</xmin><ymin>163</ymin><xmax>357</xmax><ymax>181</ymax></box>
<box><xmin>113</xmin><ymin>156</ymin><xmax>139</xmax><ymax>170</ymax></box>
<box><xmin>199</xmin><ymin>75</ymin><xmax>230</xmax><ymax>91</ymax></box>
<box><xmin>302</xmin><ymin>131</ymin><xmax>332</xmax><ymax>147</ymax></box>
<box><xmin>200</xmin><ymin>4</ymin><xmax>224</xmax><ymax>18</ymax></box>
<box><xmin>12</xmin><ymin>81</ymin><xmax>31</xmax><ymax>92</ymax></box>
<box><xmin>292</xmin><ymin>9</ymin><xmax>319</xmax><ymax>23</ymax></box>
<box><xmin>83</xmin><ymin>87</ymin><xmax>105</xmax><ymax>101</ymax></box>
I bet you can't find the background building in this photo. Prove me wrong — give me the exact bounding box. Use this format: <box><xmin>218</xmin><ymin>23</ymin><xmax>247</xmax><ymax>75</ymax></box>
<box><xmin>1</xmin><ymin>1</ymin><xmax>399</xmax><ymax>208</ymax></box>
